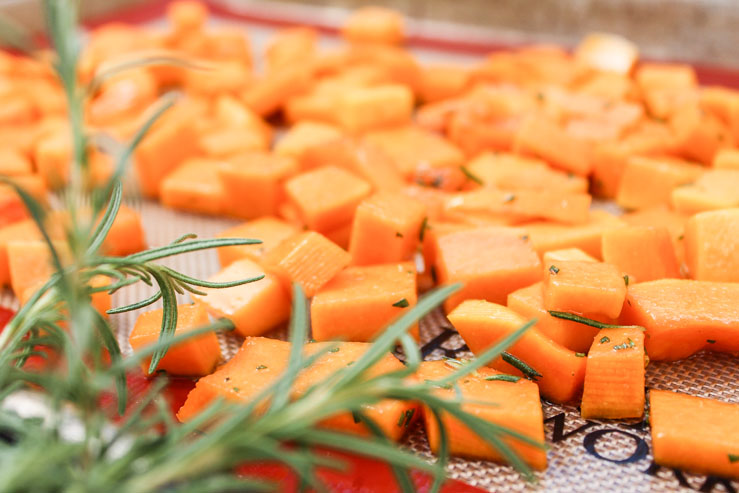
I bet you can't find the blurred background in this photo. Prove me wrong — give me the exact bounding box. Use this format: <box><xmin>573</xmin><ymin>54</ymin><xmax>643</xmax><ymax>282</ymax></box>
<box><xmin>1</xmin><ymin>0</ymin><xmax>739</xmax><ymax>69</ymax></box>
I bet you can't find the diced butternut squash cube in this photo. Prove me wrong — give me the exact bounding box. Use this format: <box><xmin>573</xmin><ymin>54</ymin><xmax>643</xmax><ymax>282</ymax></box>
<box><xmin>713</xmin><ymin>148</ymin><xmax>739</xmax><ymax>169</ymax></box>
<box><xmin>580</xmin><ymin>327</ymin><xmax>646</xmax><ymax>419</ymax></box>
<box><xmin>620</xmin><ymin>279</ymin><xmax>739</xmax><ymax>360</ymax></box>
<box><xmin>159</xmin><ymin>159</ymin><xmax>225</xmax><ymax>216</ymax></box>
<box><xmin>266</xmin><ymin>27</ymin><xmax>317</xmax><ymax>71</ymax></box>
<box><xmin>418</xmin><ymin>65</ymin><xmax>471</xmax><ymax>103</ymax></box>
<box><xmin>622</xmin><ymin>206</ymin><xmax>688</xmax><ymax>264</ymax></box>
<box><xmin>215</xmin><ymin>217</ymin><xmax>299</xmax><ymax>267</ymax></box>
<box><xmin>311</xmin><ymin>262</ymin><xmax>417</xmax><ymax>342</ymax></box>
<box><xmin>348</xmin><ymin>192</ymin><xmax>426</xmax><ymax>266</ymax></box>
<box><xmin>435</xmin><ymin>227</ymin><xmax>542</xmax><ymax>312</ymax></box>
<box><xmin>524</xmin><ymin>210</ymin><xmax>626</xmax><ymax>259</ymax></box>
<box><xmin>514</xmin><ymin>117</ymin><xmax>592</xmax><ymax>176</ymax></box>
<box><xmin>7</xmin><ymin>240</ymin><xmax>70</xmax><ymax>300</ymax></box>
<box><xmin>184</xmin><ymin>61</ymin><xmax>252</xmax><ymax>97</ymax></box>
<box><xmin>285</xmin><ymin>166</ymin><xmax>371</xmax><ymax>233</ymax></box>
<box><xmin>262</xmin><ymin>231</ymin><xmax>351</xmax><ymax>297</ymax></box>
<box><xmin>684</xmin><ymin>208</ymin><xmax>739</xmax><ymax>282</ymax></box>
<box><xmin>363</xmin><ymin>125</ymin><xmax>464</xmax><ymax>180</ymax></box>
<box><xmin>300</xmin><ymin>137</ymin><xmax>405</xmax><ymax>191</ymax></box>
<box><xmin>274</xmin><ymin>121</ymin><xmax>343</xmax><ymax>163</ymax></box>
<box><xmin>135</xmin><ymin>101</ymin><xmax>202</xmax><ymax>198</ymax></box>
<box><xmin>542</xmin><ymin>248</ymin><xmax>598</xmax><ymax>267</ymax></box>
<box><xmin>616</xmin><ymin>155</ymin><xmax>704</xmax><ymax>210</ymax></box>
<box><xmin>635</xmin><ymin>63</ymin><xmax>698</xmax><ymax>119</ymax></box>
<box><xmin>507</xmin><ymin>283</ymin><xmax>605</xmax><ymax>353</ymax></box>
<box><xmin>198</xmin><ymin>126</ymin><xmax>268</xmax><ymax>158</ymax></box>
<box><xmin>218</xmin><ymin>152</ymin><xmax>298</xmax><ymax>219</ymax></box>
<box><xmin>418</xmin><ymin>360</ymin><xmax>546</xmax><ymax>470</ymax></box>
<box><xmin>449</xmin><ymin>300</ymin><xmax>587</xmax><ymax>403</ymax></box>
<box><xmin>178</xmin><ymin>337</ymin><xmax>417</xmax><ymax>441</ymax></box>
<box><xmin>0</xmin><ymin>220</ymin><xmax>48</xmax><ymax>286</ymax></box>
<box><xmin>341</xmin><ymin>6</ymin><xmax>404</xmax><ymax>45</ymax></box>
<box><xmin>241</xmin><ymin>64</ymin><xmax>313</xmax><ymax>117</ymax></box>
<box><xmin>167</xmin><ymin>0</ymin><xmax>208</xmax><ymax>34</ymax></box>
<box><xmin>192</xmin><ymin>258</ymin><xmax>290</xmax><ymax>337</ymax></box>
<box><xmin>336</xmin><ymin>84</ymin><xmax>413</xmax><ymax>134</ymax></box>
<box><xmin>101</xmin><ymin>204</ymin><xmax>146</xmax><ymax>256</ymax></box>
<box><xmin>544</xmin><ymin>260</ymin><xmax>627</xmax><ymax>319</ymax></box>
<box><xmin>601</xmin><ymin>226</ymin><xmax>680</xmax><ymax>283</ymax></box>
<box><xmin>0</xmin><ymin>149</ymin><xmax>32</xmax><ymax>176</ymax></box>
<box><xmin>671</xmin><ymin>169</ymin><xmax>739</xmax><ymax>214</ymax></box>
<box><xmin>671</xmin><ymin>104</ymin><xmax>733</xmax><ymax>165</ymax></box>
<box><xmin>649</xmin><ymin>390</ymin><xmax>739</xmax><ymax>479</ymax></box>
<box><xmin>129</xmin><ymin>303</ymin><xmax>221</xmax><ymax>376</ymax></box>
<box><xmin>574</xmin><ymin>33</ymin><xmax>638</xmax><ymax>74</ymax></box>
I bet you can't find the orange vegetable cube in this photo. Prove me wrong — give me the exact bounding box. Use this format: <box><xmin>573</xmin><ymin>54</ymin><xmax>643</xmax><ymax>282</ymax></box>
<box><xmin>418</xmin><ymin>65</ymin><xmax>471</xmax><ymax>103</ymax></box>
<box><xmin>514</xmin><ymin>117</ymin><xmax>592</xmax><ymax>176</ymax></box>
<box><xmin>266</xmin><ymin>27</ymin><xmax>317</xmax><ymax>71</ymax></box>
<box><xmin>159</xmin><ymin>159</ymin><xmax>225</xmax><ymax>216</ymax></box>
<box><xmin>435</xmin><ymin>227</ymin><xmax>542</xmax><ymax>312</ymax></box>
<box><xmin>601</xmin><ymin>226</ymin><xmax>680</xmax><ymax>283</ymax></box>
<box><xmin>671</xmin><ymin>104</ymin><xmax>733</xmax><ymax>165</ymax></box>
<box><xmin>507</xmin><ymin>283</ymin><xmax>605</xmax><ymax>353</ymax></box>
<box><xmin>348</xmin><ymin>192</ymin><xmax>426</xmax><ymax>266</ymax></box>
<box><xmin>580</xmin><ymin>327</ymin><xmax>646</xmax><ymax>419</ymax></box>
<box><xmin>215</xmin><ymin>217</ymin><xmax>299</xmax><ymax>267</ymax></box>
<box><xmin>671</xmin><ymin>169</ymin><xmax>739</xmax><ymax>214</ymax></box>
<box><xmin>101</xmin><ymin>204</ymin><xmax>147</xmax><ymax>256</ymax></box>
<box><xmin>0</xmin><ymin>149</ymin><xmax>32</xmax><ymax>176</ymax></box>
<box><xmin>620</xmin><ymin>279</ymin><xmax>739</xmax><ymax>360</ymax></box>
<box><xmin>684</xmin><ymin>208</ymin><xmax>739</xmax><ymax>282</ymax></box>
<box><xmin>262</xmin><ymin>231</ymin><xmax>351</xmax><ymax>297</ymax></box>
<box><xmin>335</xmin><ymin>84</ymin><xmax>413</xmax><ymax>134</ymax></box>
<box><xmin>616</xmin><ymin>156</ymin><xmax>704</xmax><ymax>210</ymax></box>
<box><xmin>7</xmin><ymin>240</ymin><xmax>69</xmax><ymax>300</ymax></box>
<box><xmin>341</xmin><ymin>6</ymin><xmax>404</xmax><ymax>45</ymax></box>
<box><xmin>649</xmin><ymin>390</ymin><xmax>739</xmax><ymax>479</ymax></box>
<box><xmin>524</xmin><ymin>210</ymin><xmax>626</xmax><ymax>259</ymax></box>
<box><xmin>198</xmin><ymin>126</ymin><xmax>268</xmax><ymax>158</ymax></box>
<box><xmin>241</xmin><ymin>64</ymin><xmax>313</xmax><ymax>117</ymax></box>
<box><xmin>274</xmin><ymin>121</ymin><xmax>344</xmax><ymax>163</ymax></box>
<box><xmin>635</xmin><ymin>63</ymin><xmax>698</xmax><ymax>119</ymax></box>
<box><xmin>0</xmin><ymin>220</ymin><xmax>48</xmax><ymax>286</ymax></box>
<box><xmin>363</xmin><ymin>125</ymin><xmax>465</xmax><ymax>182</ymax></box>
<box><xmin>622</xmin><ymin>206</ymin><xmax>688</xmax><ymax>263</ymax></box>
<box><xmin>418</xmin><ymin>360</ymin><xmax>546</xmax><ymax>470</ymax></box>
<box><xmin>542</xmin><ymin>248</ymin><xmax>598</xmax><ymax>267</ymax></box>
<box><xmin>129</xmin><ymin>303</ymin><xmax>220</xmax><ymax>376</ymax></box>
<box><xmin>574</xmin><ymin>33</ymin><xmax>638</xmax><ymax>74</ymax></box>
<box><xmin>184</xmin><ymin>61</ymin><xmax>252</xmax><ymax>97</ymax></box>
<box><xmin>311</xmin><ymin>262</ymin><xmax>417</xmax><ymax>342</ymax></box>
<box><xmin>713</xmin><ymin>148</ymin><xmax>739</xmax><ymax>169</ymax></box>
<box><xmin>167</xmin><ymin>1</ymin><xmax>208</xmax><ymax>35</ymax></box>
<box><xmin>178</xmin><ymin>337</ymin><xmax>417</xmax><ymax>441</ymax></box>
<box><xmin>285</xmin><ymin>166</ymin><xmax>371</xmax><ymax>233</ymax></box>
<box><xmin>544</xmin><ymin>260</ymin><xmax>627</xmax><ymax>319</ymax></box>
<box><xmin>192</xmin><ymin>258</ymin><xmax>290</xmax><ymax>337</ymax></box>
<box><xmin>449</xmin><ymin>300</ymin><xmax>587</xmax><ymax>403</ymax></box>
<box><xmin>218</xmin><ymin>152</ymin><xmax>298</xmax><ymax>219</ymax></box>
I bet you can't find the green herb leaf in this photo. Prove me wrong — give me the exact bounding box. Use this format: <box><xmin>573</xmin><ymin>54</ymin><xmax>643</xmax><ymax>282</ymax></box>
<box><xmin>485</xmin><ymin>374</ymin><xmax>521</xmax><ymax>383</ymax></box>
<box><xmin>393</xmin><ymin>298</ymin><xmax>410</xmax><ymax>308</ymax></box>
<box><xmin>548</xmin><ymin>265</ymin><xmax>559</xmax><ymax>274</ymax></box>
<box><xmin>460</xmin><ymin>166</ymin><xmax>484</xmax><ymax>185</ymax></box>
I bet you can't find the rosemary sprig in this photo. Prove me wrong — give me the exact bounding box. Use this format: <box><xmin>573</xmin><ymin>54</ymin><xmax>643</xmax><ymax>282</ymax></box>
<box><xmin>548</xmin><ymin>311</ymin><xmax>644</xmax><ymax>331</ymax></box>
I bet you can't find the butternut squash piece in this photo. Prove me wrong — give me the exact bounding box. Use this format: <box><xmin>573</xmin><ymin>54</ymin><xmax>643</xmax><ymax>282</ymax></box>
<box><xmin>7</xmin><ymin>240</ymin><xmax>70</xmax><ymax>300</ymax></box>
<box><xmin>129</xmin><ymin>303</ymin><xmax>220</xmax><ymax>376</ymax></box>
<box><xmin>323</xmin><ymin>222</ymin><xmax>353</xmax><ymax>250</ymax></box>
<box><xmin>285</xmin><ymin>165</ymin><xmax>371</xmax><ymax>234</ymax></box>
<box><xmin>198</xmin><ymin>126</ymin><xmax>268</xmax><ymax>158</ymax></box>
<box><xmin>650</xmin><ymin>390</ymin><xmax>739</xmax><ymax>479</ymax></box>
<box><xmin>435</xmin><ymin>227</ymin><xmax>542</xmax><ymax>312</ymax></box>
<box><xmin>0</xmin><ymin>149</ymin><xmax>32</xmax><ymax>176</ymax></box>
<box><xmin>620</xmin><ymin>279</ymin><xmax>739</xmax><ymax>360</ymax></box>
<box><xmin>542</xmin><ymin>248</ymin><xmax>597</xmax><ymax>266</ymax></box>
<box><xmin>622</xmin><ymin>206</ymin><xmax>688</xmax><ymax>264</ymax></box>
<box><xmin>311</xmin><ymin>262</ymin><xmax>417</xmax><ymax>342</ymax></box>
<box><xmin>713</xmin><ymin>148</ymin><xmax>739</xmax><ymax>169</ymax></box>
<box><xmin>616</xmin><ymin>155</ymin><xmax>704</xmax><ymax>210</ymax></box>
<box><xmin>192</xmin><ymin>258</ymin><xmax>290</xmax><ymax>337</ymax></box>
<box><xmin>671</xmin><ymin>104</ymin><xmax>733</xmax><ymax>165</ymax></box>
<box><xmin>241</xmin><ymin>63</ymin><xmax>313</xmax><ymax>117</ymax></box>
<box><xmin>524</xmin><ymin>210</ymin><xmax>626</xmax><ymax>259</ymax></box>
<box><xmin>341</xmin><ymin>6</ymin><xmax>404</xmax><ymax>45</ymax></box>
<box><xmin>335</xmin><ymin>84</ymin><xmax>413</xmax><ymax>134</ymax></box>
<box><xmin>215</xmin><ymin>217</ymin><xmax>299</xmax><ymax>267</ymax></box>
<box><xmin>418</xmin><ymin>65</ymin><xmax>471</xmax><ymax>103</ymax></box>
<box><xmin>274</xmin><ymin>121</ymin><xmax>343</xmax><ymax>163</ymax></box>
<box><xmin>544</xmin><ymin>260</ymin><xmax>627</xmax><ymax>319</ymax></box>
<box><xmin>178</xmin><ymin>337</ymin><xmax>417</xmax><ymax>441</ymax></box>
<box><xmin>184</xmin><ymin>61</ymin><xmax>252</xmax><ymax>98</ymax></box>
<box><xmin>574</xmin><ymin>33</ymin><xmax>638</xmax><ymax>74</ymax></box>
<box><xmin>514</xmin><ymin>117</ymin><xmax>592</xmax><ymax>176</ymax></box>
<box><xmin>449</xmin><ymin>300</ymin><xmax>587</xmax><ymax>403</ymax></box>
<box><xmin>101</xmin><ymin>204</ymin><xmax>146</xmax><ymax>256</ymax></box>
<box><xmin>261</xmin><ymin>231</ymin><xmax>351</xmax><ymax>297</ymax></box>
<box><xmin>580</xmin><ymin>327</ymin><xmax>646</xmax><ymax>419</ymax></box>
<box><xmin>159</xmin><ymin>159</ymin><xmax>225</xmax><ymax>216</ymax></box>
<box><xmin>507</xmin><ymin>282</ymin><xmax>603</xmax><ymax>353</ymax></box>
<box><xmin>635</xmin><ymin>63</ymin><xmax>698</xmax><ymax>119</ymax></box>
<box><xmin>218</xmin><ymin>152</ymin><xmax>298</xmax><ymax>219</ymax></box>
<box><xmin>418</xmin><ymin>360</ymin><xmax>546</xmax><ymax>470</ymax></box>
<box><xmin>348</xmin><ymin>192</ymin><xmax>426</xmax><ymax>266</ymax></box>
<box><xmin>684</xmin><ymin>208</ymin><xmax>739</xmax><ymax>282</ymax></box>
<box><xmin>0</xmin><ymin>220</ymin><xmax>46</xmax><ymax>286</ymax></box>
<box><xmin>671</xmin><ymin>169</ymin><xmax>739</xmax><ymax>214</ymax></box>
<box><xmin>363</xmin><ymin>125</ymin><xmax>465</xmax><ymax>181</ymax></box>
<box><xmin>266</xmin><ymin>27</ymin><xmax>317</xmax><ymax>72</ymax></box>
<box><xmin>601</xmin><ymin>226</ymin><xmax>680</xmax><ymax>283</ymax></box>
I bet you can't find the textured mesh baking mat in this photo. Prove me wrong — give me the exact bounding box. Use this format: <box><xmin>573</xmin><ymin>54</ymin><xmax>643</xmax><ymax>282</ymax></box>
<box><xmin>3</xmin><ymin>201</ymin><xmax>736</xmax><ymax>493</ymax></box>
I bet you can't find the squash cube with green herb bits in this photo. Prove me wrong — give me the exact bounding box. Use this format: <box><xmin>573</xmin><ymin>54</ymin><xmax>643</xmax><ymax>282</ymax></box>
<box><xmin>544</xmin><ymin>260</ymin><xmax>627</xmax><ymax>319</ymax></box>
<box><xmin>311</xmin><ymin>262</ymin><xmax>418</xmax><ymax>342</ymax></box>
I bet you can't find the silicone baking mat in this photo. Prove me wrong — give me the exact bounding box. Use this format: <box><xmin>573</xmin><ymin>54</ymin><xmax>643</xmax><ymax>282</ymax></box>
<box><xmin>1</xmin><ymin>1</ymin><xmax>738</xmax><ymax>491</ymax></box>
